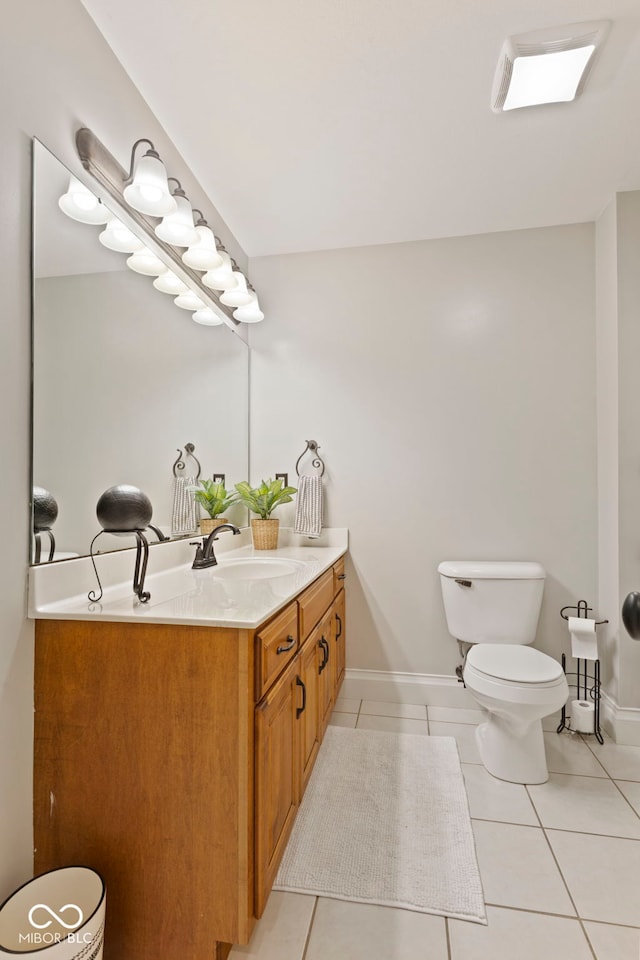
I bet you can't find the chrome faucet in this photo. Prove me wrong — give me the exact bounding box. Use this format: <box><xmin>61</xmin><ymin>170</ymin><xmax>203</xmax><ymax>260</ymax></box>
<box><xmin>190</xmin><ymin>523</ymin><xmax>242</xmax><ymax>569</ymax></box>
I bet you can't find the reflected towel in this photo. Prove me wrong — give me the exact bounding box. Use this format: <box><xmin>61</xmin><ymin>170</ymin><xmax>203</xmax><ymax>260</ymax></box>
<box><xmin>172</xmin><ymin>475</ymin><xmax>198</xmax><ymax>536</ymax></box>
<box><xmin>294</xmin><ymin>474</ymin><xmax>323</xmax><ymax>538</ymax></box>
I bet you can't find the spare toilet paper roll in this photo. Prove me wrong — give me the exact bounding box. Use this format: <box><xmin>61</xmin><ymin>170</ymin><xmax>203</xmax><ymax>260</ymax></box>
<box><xmin>568</xmin><ymin>616</ymin><xmax>599</xmax><ymax>661</ymax></box>
<box><xmin>571</xmin><ymin>699</ymin><xmax>595</xmax><ymax>733</ymax></box>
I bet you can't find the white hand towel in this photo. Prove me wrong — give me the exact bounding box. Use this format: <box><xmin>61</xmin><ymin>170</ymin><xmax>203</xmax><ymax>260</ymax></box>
<box><xmin>172</xmin><ymin>475</ymin><xmax>198</xmax><ymax>536</ymax></box>
<box><xmin>294</xmin><ymin>474</ymin><xmax>323</xmax><ymax>538</ymax></box>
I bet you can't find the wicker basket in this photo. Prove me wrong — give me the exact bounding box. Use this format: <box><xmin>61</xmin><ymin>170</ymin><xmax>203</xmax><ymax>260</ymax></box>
<box><xmin>199</xmin><ymin>517</ymin><xmax>229</xmax><ymax>535</ymax></box>
<box><xmin>251</xmin><ymin>518</ymin><xmax>279</xmax><ymax>550</ymax></box>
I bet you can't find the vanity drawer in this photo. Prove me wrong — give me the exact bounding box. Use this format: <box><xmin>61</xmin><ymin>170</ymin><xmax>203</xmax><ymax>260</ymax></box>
<box><xmin>333</xmin><ymin>557</ymin><xmax>346</xmax><ymax>594</ymax></box>
<box><xmin>298</xmin><ymin>569</ymin><xmax>334</xmax><ymax>641</ymax></box>
<box><xmin>255</xmin><ymin>602</ymin><xmax>299</xmax><ymax>699</ymax></box>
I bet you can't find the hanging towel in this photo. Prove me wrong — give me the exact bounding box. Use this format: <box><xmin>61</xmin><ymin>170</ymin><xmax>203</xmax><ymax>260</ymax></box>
<box><xmin>172</xmin><ymin>475</ymin><xmax>198</xmax><ymax>536</ymax></box>
<box><xmin>294</xmin><ymin>474</ymin><xmax>323</xmax><ymax>538</ymax></box>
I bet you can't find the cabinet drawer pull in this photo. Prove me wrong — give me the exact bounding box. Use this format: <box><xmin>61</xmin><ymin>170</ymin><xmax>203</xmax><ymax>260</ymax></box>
<box><xmin>296</xmin><ymin>676</ymin><xmax>306</xmax><ymax>718</ymax></box>
<box><xmin>337</xmin><ymin>573</ymin><xmax>346</xmax><ymax>580</ymax></box>
<box><xmin>335</xmin><ymin>612</ymin><xmax>342</xmax><ymax>640</ymax></box>
<box><xmin>276</xmin><ymin>635</ymin><xmax>296</xmax><ymax>654</ymax></box>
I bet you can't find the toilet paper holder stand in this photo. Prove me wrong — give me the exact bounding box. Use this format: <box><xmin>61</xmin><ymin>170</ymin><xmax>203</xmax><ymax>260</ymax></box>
<box><xmin>557</xmin><ymin>601</ymin><xmax>608</xmax><ymax>744</ymax></box>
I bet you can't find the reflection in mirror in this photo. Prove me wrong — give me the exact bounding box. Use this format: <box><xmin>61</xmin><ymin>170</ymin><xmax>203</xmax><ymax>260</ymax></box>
<box><xmin>31</xmin><ymin>140</ymin><xmax>249</xmax><ymax>562</ymax></box>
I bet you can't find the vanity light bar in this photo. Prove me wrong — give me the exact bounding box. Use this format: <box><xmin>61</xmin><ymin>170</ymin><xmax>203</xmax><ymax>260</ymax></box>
<box><xmin>75</xmin><ymin>127</ymin><xmax>253</xmax><ymax>330</ymax></box>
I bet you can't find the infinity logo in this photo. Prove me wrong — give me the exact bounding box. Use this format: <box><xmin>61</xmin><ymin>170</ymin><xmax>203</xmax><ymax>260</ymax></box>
<box><xmin>28</xmin><ymin>904</ymin><xmax>84</xmax><ymax>930</ymax></box>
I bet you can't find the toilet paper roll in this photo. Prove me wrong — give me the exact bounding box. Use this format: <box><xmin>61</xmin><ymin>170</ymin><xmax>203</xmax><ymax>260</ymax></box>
<box><xmin>571</xmin><ymin>699</ymin><xmax>595</xmax><ymax>734</ymax></box>
<box><xmin>568</xmin><ymin>616</ymin><xmax>599</xmax><ymax>661</ymax></box>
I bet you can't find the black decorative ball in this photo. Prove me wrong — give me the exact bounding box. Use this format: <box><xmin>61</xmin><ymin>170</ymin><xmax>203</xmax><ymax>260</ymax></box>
<box><xmin>96</xmin><ymin>485</ymin><xmax>153</xmax><ymax>532</ymax></box>
<box><xmin>622</xmin><ymin>591</ymin><xmax>640</xmax><ymax>641</ymax></box>
<box><xmin>33</xmin><ymin>486</ymin><xmax>58</xmax><ymax>531</ymax></box>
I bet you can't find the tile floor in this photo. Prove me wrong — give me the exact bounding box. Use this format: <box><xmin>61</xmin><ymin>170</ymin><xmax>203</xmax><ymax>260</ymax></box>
<box><xmin>230</xmin><ymin>698</ymin><xmax>640</xmax><ymax>960</ymax></box>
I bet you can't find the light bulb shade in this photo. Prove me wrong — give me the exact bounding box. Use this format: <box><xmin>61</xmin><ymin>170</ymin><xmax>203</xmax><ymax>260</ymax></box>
<box><xmin>220</xmin><ymin>272</ymin><xmax>253</xmax><ymax>307</ymax></box>
<box><xmin>233</xmin><ymin>292</ymin><xmax>264</xmax><ymax>323</ymax></box>
<box><xmin>155</xmin><ymin>194</ymin><xmax>198</xmax><ymax>247</ymax></box>
<box><xmin>99</xmin><ymin>215</ymin><xmax>145</xmax><ymax>253</ymax></box>
<box><xmin>182</xmin><ymin>225</ymin><xmax>224</xmax><ymax>271</ymax></box>
<box><xmin>202</xmin><ymin>252</ymin><xmax>238</xmax><ymax>291</ymax></box>
<box><xmin>123</xmin><ymin>152</ymin><xmax>177</xmax><ymax>216</ymax></box>
<box><xmin>152</xmin><ymin>269</ymin><xmax>189</xmax><ymax>295</ymax></box>
<box><xmin>193</xmin><ymin>307</ymin><xmax>225</xmax><ymax>326</ymax></box>
<box><xmin>58</xmin><ymin>176</ymin><xmax>110</xmax><ymax>224</ymax></box>
<box><xmin>175</xmin><ymin>291</ymin><xmax>206</xmax><ymax>311</ymax></box>
<box><xmin>126</xmin><ymin>248</ymin><xmax>166</xmax><ymax>276</ymax></box>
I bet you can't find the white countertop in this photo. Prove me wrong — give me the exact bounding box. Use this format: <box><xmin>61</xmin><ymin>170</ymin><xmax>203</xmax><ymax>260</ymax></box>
<box><xmin>28</xmin><ymin>528</ymin><xmax>348</xmax><ymax>629</ymax></box>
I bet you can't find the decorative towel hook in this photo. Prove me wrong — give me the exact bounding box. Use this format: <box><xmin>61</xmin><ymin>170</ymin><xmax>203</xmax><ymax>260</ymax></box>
<box><xmin>295</xmin><ymin>440</ymin><xmax>325</xmax><ymax>477</ymax></box>
<box><xmin>172</xmin><ymin>442</ymin><xmax>201</xmax><ymax>479</ymax></box>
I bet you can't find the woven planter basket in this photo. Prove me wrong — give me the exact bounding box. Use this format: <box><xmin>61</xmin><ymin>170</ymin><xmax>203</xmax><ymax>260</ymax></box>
<box><xmin>251</xmin><ymin>518</ymin><xmax>279</xmax><ymax>550</ymax></box>
<box><xmin>199</xmin><ymin>517</ymin><xmax>229</xmax><ymax>535</ymax></box>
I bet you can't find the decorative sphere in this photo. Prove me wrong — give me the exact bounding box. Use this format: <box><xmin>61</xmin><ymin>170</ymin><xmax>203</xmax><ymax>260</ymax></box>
<box><xmin>96</xmin><ymin>485</ymin><xmax>153</xmax><ymax>532</ymax></box>
<box><xmin>33</xmin><ymin>487</ymin><xmax>58</xmax><ymax>530</ymax></box>
<box><xmin>622</xmin><ymin>591</ymin><xmax>640</xmax><ymax>640</ymax></box>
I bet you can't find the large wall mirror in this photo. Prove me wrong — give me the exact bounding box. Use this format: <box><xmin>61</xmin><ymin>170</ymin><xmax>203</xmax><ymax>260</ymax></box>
<box><xmin>31</xmin><ymin>139</ymin><xmax>249</xmax><ymax>562</ymax></box>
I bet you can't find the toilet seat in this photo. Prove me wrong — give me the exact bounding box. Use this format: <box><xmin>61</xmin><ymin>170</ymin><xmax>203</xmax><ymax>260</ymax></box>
<box><xmin>465</xmin><ymin>643</ymin><xmax>564</xmax><ymax>685</ymax></box>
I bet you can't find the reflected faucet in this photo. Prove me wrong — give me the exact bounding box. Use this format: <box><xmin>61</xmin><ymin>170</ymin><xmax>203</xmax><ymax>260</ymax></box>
<box><xmin>190</xmin><ymin>523</ymin><xmax>242</xmax><ymax>569</ymax></box>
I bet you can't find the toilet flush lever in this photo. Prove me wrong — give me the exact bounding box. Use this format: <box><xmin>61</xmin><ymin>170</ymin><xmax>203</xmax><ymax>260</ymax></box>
<box><xmin>455</xmin><ymin>578</ymin><xmax>472</xmax><ymax>588</ymax></box>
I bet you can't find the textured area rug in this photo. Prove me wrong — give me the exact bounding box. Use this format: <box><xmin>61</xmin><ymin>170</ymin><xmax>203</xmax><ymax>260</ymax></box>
<box><xmin>274</xmin><ymin>726</ymin><xmax>486</xmax><ymax>923</ymax></box>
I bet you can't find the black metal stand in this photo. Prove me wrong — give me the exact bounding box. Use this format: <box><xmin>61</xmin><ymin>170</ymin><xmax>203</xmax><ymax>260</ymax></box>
<box><xmin>557</xmin><ymin>601</ymin><xmax>606</xmax><ymax>744</ymax></box>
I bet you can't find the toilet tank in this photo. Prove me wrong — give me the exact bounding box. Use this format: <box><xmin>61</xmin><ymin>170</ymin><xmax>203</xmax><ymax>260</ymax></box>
<box><xmin>438</xmin><ymin>561</ymin><xmax>545</xmax><ymax>645</ymax></box>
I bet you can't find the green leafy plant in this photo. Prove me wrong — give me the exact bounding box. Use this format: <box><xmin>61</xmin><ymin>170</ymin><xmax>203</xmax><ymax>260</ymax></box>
<box><xmin>189</xmin><ymin>479</ymin><xmax>237</xmax><ymax>519</ymax></box>
<box><xmin>234</xmin><ymin>478</ymin><xmax>297</xmax><ymax>520</ymax></box>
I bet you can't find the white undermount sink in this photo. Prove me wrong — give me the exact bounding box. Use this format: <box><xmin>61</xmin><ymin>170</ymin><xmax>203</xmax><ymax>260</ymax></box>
<box><xmin>211</xmin><ymin>557</ymin><xmax>306</xmax><ymax>581</ymax></box>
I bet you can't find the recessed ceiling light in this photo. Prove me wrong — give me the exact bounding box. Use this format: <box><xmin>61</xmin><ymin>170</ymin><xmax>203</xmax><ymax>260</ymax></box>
<box><xmin>491</xmin><ymin>20</ymin><xmax>610</xmax><ymax>113</ymax></box>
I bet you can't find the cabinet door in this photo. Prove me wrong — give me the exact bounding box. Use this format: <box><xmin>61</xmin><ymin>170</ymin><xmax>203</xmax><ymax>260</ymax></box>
<box><xmin>317</xmin><ymin>609</ymin><xmax>334</xmax><ymax>735</ymax></box>
<box><xmin>332</xmin><ymin>588</ymin><xmax>346</xmax><ymax>694</ymax></box>
<box><xmin>297</xmin><ymin>630</ymin><xmax>321</xmax><ymax>796</ymax></box>
<box><xmin>255</xmin><ymin>663</ymin><xmax>300</xmax><ymax>917</ymax></box>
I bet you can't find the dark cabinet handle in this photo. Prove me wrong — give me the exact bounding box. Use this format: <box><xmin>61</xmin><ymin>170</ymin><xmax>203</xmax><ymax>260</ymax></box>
<box><xmin>318</xmin><ymin>636</ymin><xmax>329</xmax><ymax>673</ymax></box>
<box><xmin>337</xmin><ymin>574</ymin><xmax>346</xmax><ymax>580</ymax></box>
<box><xmin>276</xmin><ymin>635</ymin><xmax>296</xmax><ymax>654</ymax></box>
<box><xmin>296</xmin><ymin>676</ymin><xmax>306</xmax><ymax>718</ymax></box>
<box><xmin>335</xmin><ymin>612</ymin><xmax>342</xmax><ymax>640</ymax></box>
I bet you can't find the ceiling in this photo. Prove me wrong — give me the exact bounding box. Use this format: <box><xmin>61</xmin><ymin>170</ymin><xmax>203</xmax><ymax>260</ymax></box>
<box><xmin>80</xmin><ymin>0</ymin><xmax>640</xmax><ymax>258</ymax></box>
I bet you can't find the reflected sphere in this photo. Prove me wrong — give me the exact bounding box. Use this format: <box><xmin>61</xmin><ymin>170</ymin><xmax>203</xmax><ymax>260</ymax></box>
<box><xmin>33</xmin><ymin>486</ymin><xmax>58</xmax><ymax>530</ymax></box>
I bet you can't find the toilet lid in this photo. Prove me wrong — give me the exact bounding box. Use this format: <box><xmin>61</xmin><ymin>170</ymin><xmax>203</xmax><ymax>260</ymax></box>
<box><xmin>466</xmin><ymin>644</ymin><xmax>564</xmax><ymax>684</ymax></box>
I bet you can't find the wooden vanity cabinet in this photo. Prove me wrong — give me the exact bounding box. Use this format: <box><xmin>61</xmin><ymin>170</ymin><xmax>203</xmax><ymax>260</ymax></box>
<box><xmin>34</xmin><ymin>557</ymin><xmax>346</xmax><ymax>960</ymax></box>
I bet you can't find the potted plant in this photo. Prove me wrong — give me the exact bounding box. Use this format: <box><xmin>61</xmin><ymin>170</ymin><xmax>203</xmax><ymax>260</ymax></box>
<box><xmin>234</xmin><ymin>477</ymin><xmax>297</xmax><ymax>550</ymax></box>
<box><xmin>189</xmin><ymin>479</ymin><xmax>238</xmax><ymax>535</ymax></box>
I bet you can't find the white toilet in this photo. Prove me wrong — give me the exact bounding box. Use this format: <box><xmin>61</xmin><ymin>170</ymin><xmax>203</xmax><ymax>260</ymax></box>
<box><xmin>438</xmin><ymin>560</ymin><xmax>569</xmax><ymax>784</ymax></box>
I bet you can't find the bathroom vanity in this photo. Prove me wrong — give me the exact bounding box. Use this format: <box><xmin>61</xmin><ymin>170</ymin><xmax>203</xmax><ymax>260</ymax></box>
<box><xmin>31</xmin><ymin>532</ymin><xmax>347</xmax><ymax>960</ymax></box>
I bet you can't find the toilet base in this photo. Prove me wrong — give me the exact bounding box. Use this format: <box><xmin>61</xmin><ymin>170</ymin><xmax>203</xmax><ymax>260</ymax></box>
<box><xmin>475</xmin><ymin>716</ymin><xmax>549</xmax><ymax>784</ymax></box>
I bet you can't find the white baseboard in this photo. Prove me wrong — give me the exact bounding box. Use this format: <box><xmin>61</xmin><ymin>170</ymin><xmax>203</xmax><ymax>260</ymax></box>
<box><xmin>600</xmin><ymin>690</ymin><xmax>640</xmax><ymax>746</ymax></box>
<box><xmin>342</xmin><ymin>668</ymin><xmax>476</xmax><ymax>709</ymax></box>
<box><xmin>343</xmin><ymin>670</ymin><xmax>640</xmax><ymax>744</ymax></box>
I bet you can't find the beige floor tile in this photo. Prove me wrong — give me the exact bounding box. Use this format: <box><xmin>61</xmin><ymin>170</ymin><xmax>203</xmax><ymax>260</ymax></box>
<box><xmin>547</xmin><ymin>830</ymin><xmax>640</xmax><ymax>925</ymax></box>
<box><xmin>229</xmin><ymin>892</ymin><xmax>315</xmax><ymax>960</ymax></box>
<box><xmin>615</xmin><ymin>779</ymin><xmax>640</xmax><ymax>816</ymax></box>
<box><xmin>360</xmin><ymin>700</ymin><xmax>427</xmax><ymax>720</ymax></box>
<box><xmin>355</xmin><ymin>714</ymin><xmax>429</xmax><ymax>735</ymax></box>
<box><xmin>428</xmin><ymin>705</ymin><xmax>485</xmax><ymax>725</ymax></box>
<box><xmin>583</xmin><ymin>921</ymin><xmax>640</xmax><ymax>960</ymax></box>
<box><xmin>333</xmin><ymin>697</ymin><xmax>360</xmax><ymax>714</ymax></box>
<box><xmin>527</xmin><ymin>774</ymin><xmax>640</xmax><ymax>838</ymax></box>
<box><xmin>328</xmin><ymin>711</ymin><xmax>357</xmax><ymax>728</ymax></box>
<box><xmin>583</xmin><ymin>740</ymin><xmax>640</xmax><ymax>781</ymax></box>
<box><xmin>472</xmin><ymin>820</ymin><xmax>575</xmax><ymax>914</ymax></box>
<box><xmin>449</xmin><ymin>905</ymin><xmax>593</xmax><ymax>960</ymax></box>
<box><xmin>542</xmin><ymin>710</ymin><xmax>564</xmax><ymax>732</ymax></box>
<box><xmin>462</xmin><ymin>763</ymin><xmax>538</xmax><ymax>825</ymax></box>
<box><xmin>544</xmin><ymin>731</ymin><xmax>608</xmax><ymax>777</ymax></box>
<box><xmin>305</xmin><ymin>897</ymin><xmax>449</xmax><ymax>960</ymax></box>
<box><xmin>429</xmin><ymin>721</ymin><xmax>482</xmax><ymax>763</ymax></box>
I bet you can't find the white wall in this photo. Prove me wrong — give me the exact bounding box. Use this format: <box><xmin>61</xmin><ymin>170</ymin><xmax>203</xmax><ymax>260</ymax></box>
<box><xmin>0</xmin><ymin>0</ymin><xmax>247</xmax><ymax>900</ymax></box>
<box><xmin>250</xmin><ymin>224</ymin><xmax>597</xmax><ymax>677</ymax></box>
